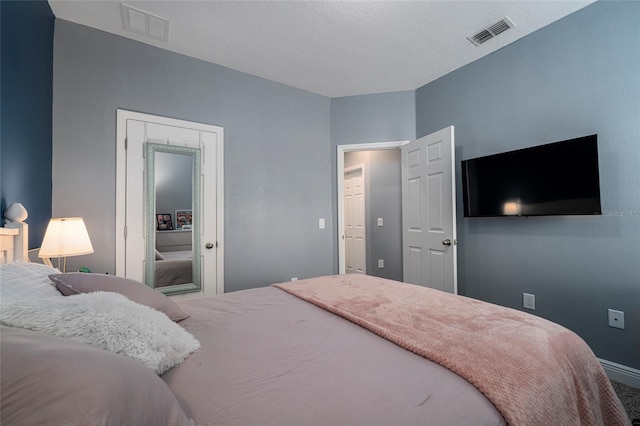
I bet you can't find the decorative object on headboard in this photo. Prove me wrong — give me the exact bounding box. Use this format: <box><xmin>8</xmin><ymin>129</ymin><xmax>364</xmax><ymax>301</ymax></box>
<box><xmin>4</xmin><ymin>203</ymin><xmax>28</xmax><ymax>223</ymax></box>
<box><xmin>2</xmin><ymin>203</ymin><xmax>29</xmax><ymax>263</ymax></box>
<box><xmin>38</xmin><ymin>217</ymin><xmax>94</xmax><ymax>272</ymax></box>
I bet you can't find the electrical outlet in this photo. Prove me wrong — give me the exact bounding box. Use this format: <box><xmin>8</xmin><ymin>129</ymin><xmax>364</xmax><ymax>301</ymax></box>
<box><xmin>378</xmin><ymin>259</ymin><xmax>384</xmax><ymax>268</ymax></box>
<box><xmin>291</xmin><ymin>277</ymin><xmax>298</xmax><ymax>281</ymax></box>
<box><xmin>523</xmin><ymin>293</ymin><xmax>535</xmax><ymax>310</ymax></box>
<box><xmin>608</xmin><ymin>309</ymin><xmax>625</xmax><ymax>330</ymax></box>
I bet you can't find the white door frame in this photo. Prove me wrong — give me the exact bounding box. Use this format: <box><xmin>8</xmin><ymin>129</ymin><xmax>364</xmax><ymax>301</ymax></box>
<box><xmin>115</xmin><ymin>109</ymin><xmax>225</xmax><ymax>294</ymax></box>
<box><xmin>337</xmin><ymin>141</ymin><xmax>409</xmax><ymax>274</ymax></box>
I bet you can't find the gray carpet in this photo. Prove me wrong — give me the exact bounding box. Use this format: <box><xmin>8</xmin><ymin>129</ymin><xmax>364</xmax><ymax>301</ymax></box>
<box><xmin>612</xmin><ymin>381</ymin><xmax>640</xmax><ymax>423</ymax></box>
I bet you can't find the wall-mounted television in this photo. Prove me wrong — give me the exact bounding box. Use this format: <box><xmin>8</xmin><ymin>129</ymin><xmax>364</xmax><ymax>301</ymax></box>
<box><xmin>461</xmin><ymin>135</ymin><xmax>602</xmax><ymax>217</ymax></box>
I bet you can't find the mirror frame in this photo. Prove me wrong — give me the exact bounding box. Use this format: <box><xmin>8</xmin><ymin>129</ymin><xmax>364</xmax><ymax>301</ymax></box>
<box><xmin>145</xmin><ymin>142</ymin><xmax>202</xmax><ymax>295</ymax></box>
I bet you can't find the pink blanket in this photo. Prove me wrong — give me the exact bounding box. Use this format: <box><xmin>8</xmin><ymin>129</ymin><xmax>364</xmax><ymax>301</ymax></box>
<box><xmin>274</xmin><ymin>275</ymin><xmax>629</xmax><ymax>426</ymax></box>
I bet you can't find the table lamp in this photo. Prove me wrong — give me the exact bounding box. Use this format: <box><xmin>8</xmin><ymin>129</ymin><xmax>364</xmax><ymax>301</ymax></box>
<box><xmin>38</xmin><ymin>217</ymin><xmax>94</xmax><ymax>272</ymax></box>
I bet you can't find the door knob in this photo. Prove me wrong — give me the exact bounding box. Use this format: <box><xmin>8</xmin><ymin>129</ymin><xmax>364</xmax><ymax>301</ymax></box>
<box><xmin>442</xmin><ymin>239</ymin><xmax>452</xmax><ymax>246</ymax></box>
<box><xmin>205</xmin><ymin>242</ymin><xmax>215</xmax><ymax>249</ymax></box>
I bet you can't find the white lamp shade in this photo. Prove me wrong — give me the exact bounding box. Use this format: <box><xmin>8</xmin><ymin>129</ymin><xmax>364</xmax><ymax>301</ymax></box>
<box><xmin>38</xmin><ymin>217</ymin><xmax>94</xmax><ymax>258</ymax></box>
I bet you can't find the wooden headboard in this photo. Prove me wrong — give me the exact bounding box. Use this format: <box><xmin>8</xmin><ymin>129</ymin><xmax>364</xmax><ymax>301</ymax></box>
<box><xmin>0</xmin><ymin>214</ymin><xmax>29</xmax><ymax>264</ymax></box>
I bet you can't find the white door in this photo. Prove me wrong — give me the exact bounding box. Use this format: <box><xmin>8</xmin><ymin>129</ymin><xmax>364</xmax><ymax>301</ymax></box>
<box><xmin>115</xmin><ymin>110</ymin><xmax>224</xmax><ymax>295</ymax></box>
<box><xmin>401</xmin><ymin>126</ymin><xmax>457</xmax><ymax>293</ymax></box>
<box><xmin>344</xmin><ymin>165</ymin><xmax>366</xmax><ymax>274</ymax></box>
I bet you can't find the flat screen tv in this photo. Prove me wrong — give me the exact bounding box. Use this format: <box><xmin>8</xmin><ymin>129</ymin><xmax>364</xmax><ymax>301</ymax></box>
<box><xmin>461</xmin><ymin>135</ymin><xmax>602</xmax><ymax>217</ymax></box>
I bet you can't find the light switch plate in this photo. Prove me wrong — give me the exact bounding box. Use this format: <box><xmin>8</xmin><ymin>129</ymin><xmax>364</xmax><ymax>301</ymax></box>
<box><xmin>608</xmin><ymin>309</ymin><xmax>625</xmax><ymax>329</ymax></box>
<box><xmin>523</xmin><ymin>293</ymin><xmax>535</xmax><ymax>310</ymax></box>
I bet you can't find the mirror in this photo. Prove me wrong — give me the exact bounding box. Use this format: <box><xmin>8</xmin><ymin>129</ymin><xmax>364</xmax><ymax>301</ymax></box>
<box><xmin>145</xmin><ymin>143</ymin><xmax>201</xmax><ymax>295</ymax></box>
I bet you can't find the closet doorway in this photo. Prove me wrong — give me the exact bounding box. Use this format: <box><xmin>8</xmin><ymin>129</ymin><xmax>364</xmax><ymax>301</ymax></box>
<box><xmin>338</xmin><ymin>141</ymin><xmax>407</xmax><ymax>281</ymax></box>
<box><xmin>337</xmin><ymin>127</ymin><xmax>458</xmax><ymax>294</ymax></box>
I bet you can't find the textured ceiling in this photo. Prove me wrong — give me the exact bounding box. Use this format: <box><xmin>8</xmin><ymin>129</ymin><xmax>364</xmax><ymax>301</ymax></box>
<box><xmin>48</xmin><ymin>1</ymin><xmax>595</xmax><ymax>98</ymax></box>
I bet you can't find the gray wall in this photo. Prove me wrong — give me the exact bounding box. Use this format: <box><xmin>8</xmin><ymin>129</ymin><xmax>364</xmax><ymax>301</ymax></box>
<box><xmin>52</xmin><ymin>20</ymin><xmax>333</xmax><ymax>291</ymax></box>
<box><xmin>331</xmin><ymin>92</ymin><xmax>416</xmax><ymax>272</ymax></box>
<box><xmin>344</xmin><ymin>150</ymin><xmax>402</xmax><ymax>281</ymax></box>
<box><xmin>368</xmin><ymin>150</ymin><xmax>402</xmax><ymax>281</ymax></box>
<box><xmin>416</xmin><ymin>1</ymin><xmax>639</xmax><ymax>368</ymax></box>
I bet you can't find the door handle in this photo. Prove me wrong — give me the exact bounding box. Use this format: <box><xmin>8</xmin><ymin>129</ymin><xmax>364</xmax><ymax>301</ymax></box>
<box><xmin>205</xmin><ymin>242</ymin><xmax>215</xmax><ymax>249</ymax></box>
<box><xmin>442</xmin><ymin>239</ymin><xmax>452</xmax><ymax>246</ymax></box>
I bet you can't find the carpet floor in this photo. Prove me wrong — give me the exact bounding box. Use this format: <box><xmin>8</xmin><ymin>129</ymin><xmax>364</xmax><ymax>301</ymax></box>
<box><xmin>612</xmin><ymin>381</ymin><xmax>640</xmax><ymax>424</ymax></box>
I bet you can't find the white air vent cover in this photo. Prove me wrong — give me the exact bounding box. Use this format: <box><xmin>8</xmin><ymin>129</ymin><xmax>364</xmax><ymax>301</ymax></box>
<box><xmin>121</xmin><ymin>3</ymin><xmax>170</xmax><ymax>42</ymax></box>
<box><xmin>468</xmin><ymin>17</ymin><xmax>515</xmax><ymax>46</ymax></box>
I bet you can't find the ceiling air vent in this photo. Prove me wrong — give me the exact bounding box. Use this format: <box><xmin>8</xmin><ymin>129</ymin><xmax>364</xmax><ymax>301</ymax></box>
<box><xmin>121</xmin><ymin>3</ymin><xmax>170</xmax><ymax>42</ymax></box>
<box><xmin>468</xmin><ymin>17</ymin><xmax>515</xmax><ymax>46</ymax></box>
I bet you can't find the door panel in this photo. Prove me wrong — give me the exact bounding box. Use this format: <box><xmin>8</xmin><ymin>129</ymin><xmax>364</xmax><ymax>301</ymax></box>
<box><xmin>146</xmin><ymin>123</ymin><xmax>200</xmax><ymax>142</ymax></box>
<box><xmin>428</xmin><ymin>173</ymin><xmax>444</xmax><ymax>231</ymax></box>
<box><xmin>428</xmin><ymin>249</ymin><xmax>445</xmax><ymax>291</ymax></box>
<box><xmin>125</xmin><ymin>119</ymin><xmax>146</xmax><ymax>281</ymax></box>
<box><xmin>344</xmin><ymin>166</ymin><xmax>366</xmax><ymax>274</ymax></box>
<box><xmin>407</xmin><ymin>177</ymin><xmax>422</xmax><ymax>230</ymax></box>
<box><xmin>406</xmin><ymin>246</ymin><xmax>422</xmax><ymax>285</ymax></box>
<box><xmin>199</xmin><ymin>130</ymin><xmax>219</xmax><ymax>295</ymax></box>
<box><xmin>401</xmin><ymin>126</ymin><xmax>457</xmax><ymax>294</ymax></box>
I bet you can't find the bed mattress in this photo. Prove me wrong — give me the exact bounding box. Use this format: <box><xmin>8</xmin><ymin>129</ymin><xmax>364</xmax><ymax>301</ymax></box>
<box><xmin>155</xmin><ymin>250</ymin><xmax>193</xmax><ymax>287</ymax></box>
<box><xmin>165</xmin><ymin>286</ymin><xmax>505</xmax><ymax>426</ymax></box>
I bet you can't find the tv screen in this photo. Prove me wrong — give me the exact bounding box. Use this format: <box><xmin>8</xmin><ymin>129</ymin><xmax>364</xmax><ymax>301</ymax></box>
<box><xmin>462</xmin><ymin>135</ymin><xmax>602</xmax><ymax>217</ymax></box>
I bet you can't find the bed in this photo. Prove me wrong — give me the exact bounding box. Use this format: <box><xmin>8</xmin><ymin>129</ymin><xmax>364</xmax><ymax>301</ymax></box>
<box><xmin>155</xmin><ymin>249</ymin><xmax>193</xmax><ymax>287</ymax></box>
<box><xmin>0</xmin><ymin>214</ymin><xmax>630</xmax><ymax>426</ymax></box>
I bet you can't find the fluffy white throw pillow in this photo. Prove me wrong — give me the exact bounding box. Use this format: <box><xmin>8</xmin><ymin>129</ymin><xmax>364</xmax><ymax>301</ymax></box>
<box><xmin>0</xmin><ymin>292</ymin><xmax>200</xmax><ymax>374</ymax></box>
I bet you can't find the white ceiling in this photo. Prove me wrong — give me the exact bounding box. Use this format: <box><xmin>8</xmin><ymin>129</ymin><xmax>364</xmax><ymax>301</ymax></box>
<box><xmin>48</xmin><ymin>1</ymin><xmax>595</xmax><ymax>98</ymax></box>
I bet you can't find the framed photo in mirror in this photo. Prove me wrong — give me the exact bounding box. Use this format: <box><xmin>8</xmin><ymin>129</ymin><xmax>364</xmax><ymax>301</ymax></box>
<box><xmin>175</xmin><ymin>210</ymin><xmax>192</xmax><ymax>230</ymax></box>
<box><xmin>157</xmin><ymin>213</ymin><xmax>173</xmax><ymax>231</ymax></box>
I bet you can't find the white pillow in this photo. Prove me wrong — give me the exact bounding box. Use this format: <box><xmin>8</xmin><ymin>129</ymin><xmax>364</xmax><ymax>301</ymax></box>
<box><xmin>0</xmin><ymin>261</ymin><xmax>62</xmax><ymax>304</ymax></box>
<box><xmin>0</xmin><ymin>291</ymin><xmax>200</xmax><ymax>375</ymax></box>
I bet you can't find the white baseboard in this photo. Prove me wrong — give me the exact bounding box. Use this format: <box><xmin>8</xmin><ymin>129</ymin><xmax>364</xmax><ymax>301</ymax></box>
<box><xmin>599</xmin><ymin>358</ymin><xmax>640</xmax><ymax>388</ymax></box>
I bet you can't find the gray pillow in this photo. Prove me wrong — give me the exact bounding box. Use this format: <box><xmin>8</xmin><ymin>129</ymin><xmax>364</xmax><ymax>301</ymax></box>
<box><xmin>0</xmin><ymin>292</ymin><xmax>200</xmax><ymax>375</ymax></box>
<box><xmin>0</xmin><ymin>326</ymin><xmax>195</xmax><ymax>426</ymax></box>
<box><xmin>49</xmin><ymin>273</ymin><xmax>189</xmax><ymax>322</ymax></box>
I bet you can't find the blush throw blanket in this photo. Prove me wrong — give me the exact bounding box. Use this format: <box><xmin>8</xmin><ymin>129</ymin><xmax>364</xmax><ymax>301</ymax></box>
<box><xmin>273</xmin><ymin>275</ymin><xmax>629</xmax><ymax>426</ymax></box>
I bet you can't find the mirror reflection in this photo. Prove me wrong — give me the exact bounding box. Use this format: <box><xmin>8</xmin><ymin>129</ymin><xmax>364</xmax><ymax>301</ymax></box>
<box><xmin>145</xmin><ymin>143</ymin><xmax>201</xmax><ymax>295</ymax></box>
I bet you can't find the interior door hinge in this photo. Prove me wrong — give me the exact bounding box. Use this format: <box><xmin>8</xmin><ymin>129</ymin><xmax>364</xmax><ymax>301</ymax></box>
<box><xmin>124</xmin><ymin>137</ymin><xmax>128</xmax><ymax>150</ymax></box>
<box><xmin>124</xmin><ymin>226</ymin><xmax>127</xmax><ymax>239</ymax></box>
